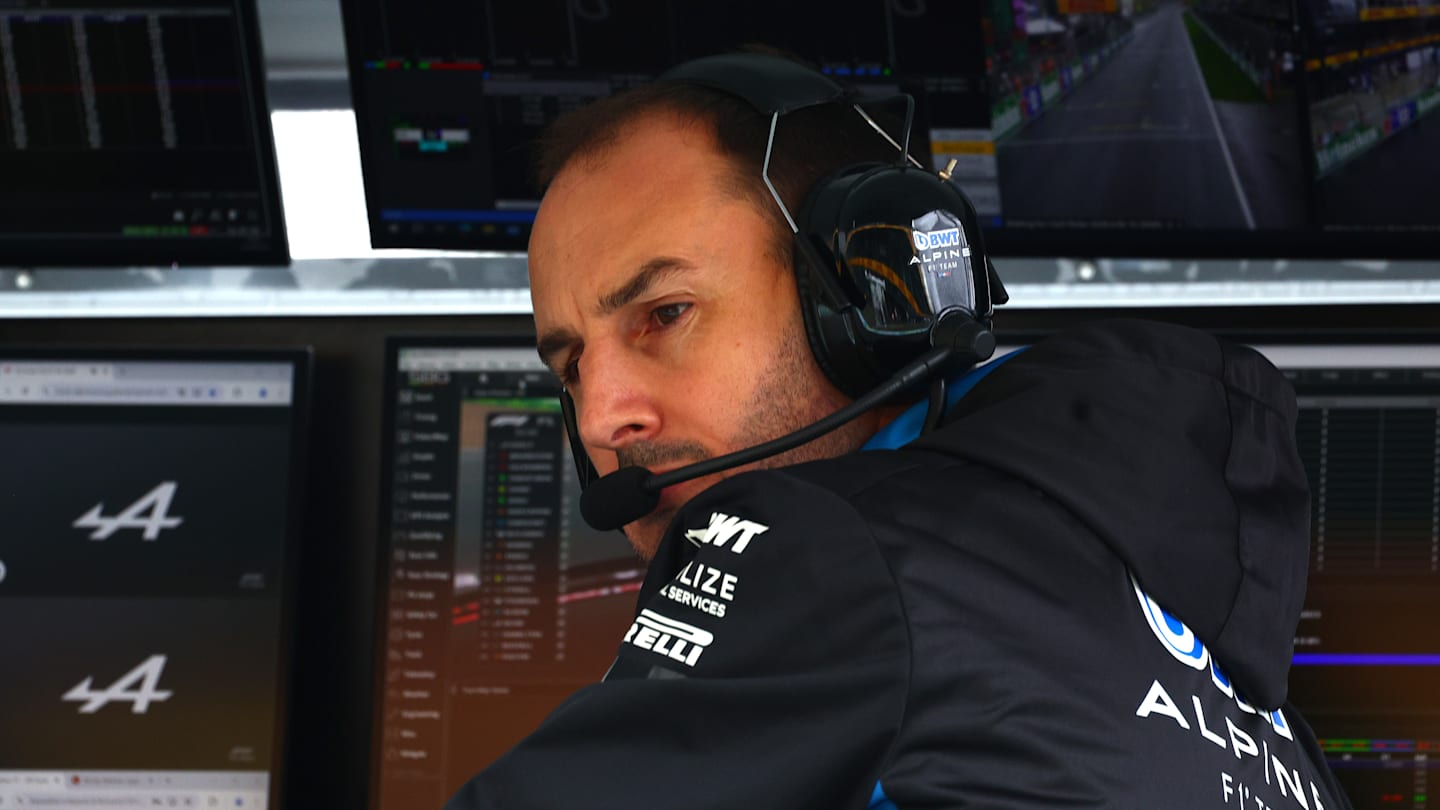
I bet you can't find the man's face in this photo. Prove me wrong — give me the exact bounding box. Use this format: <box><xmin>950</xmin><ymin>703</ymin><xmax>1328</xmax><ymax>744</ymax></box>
<box><xmin>528</xmin><ymin>112</ymin><xmax>875</xmax><ymax>560</ymax></box>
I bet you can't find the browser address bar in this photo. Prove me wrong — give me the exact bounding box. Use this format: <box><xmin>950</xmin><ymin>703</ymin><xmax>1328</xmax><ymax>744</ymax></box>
<box><xmin>42</xmin><ymin>385</ymin><xmax>173</xmax><ymax>399</ymax></box>
<box><xmin>17</xmin><ymin>795</ymin><xmax>148</xmax><ymax>808</ymax></box>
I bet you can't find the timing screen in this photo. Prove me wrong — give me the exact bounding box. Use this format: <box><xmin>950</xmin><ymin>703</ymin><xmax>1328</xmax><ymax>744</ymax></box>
<box><xmin>1278</xmin><ymin>355</ymin><xmax>1440</xmax><ymax>810</ymax></box>
<box><xmin>375</xmin><ymin>345</ymin><xmax>641</xmax><ymax>810</ymax></box>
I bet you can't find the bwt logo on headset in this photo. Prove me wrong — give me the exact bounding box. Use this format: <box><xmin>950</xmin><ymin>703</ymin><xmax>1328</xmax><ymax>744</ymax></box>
<box><xmin>912</xmin><ymin>227</ymin><xmax>962</xmax><ymax>252</ymax></box>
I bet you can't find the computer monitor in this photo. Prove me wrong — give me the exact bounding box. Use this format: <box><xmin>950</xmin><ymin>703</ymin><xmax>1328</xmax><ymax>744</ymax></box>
<box><xmin>0</xmin><ymin>0</ymin><xmax>288</xmax><ymax>267</ymax></box>
<box><xmin>0</xmin><ymin>350</ymin><xmax>309</xmax><ymax>809</ymax></box>
<box><xmin>1254</xmin><ymin>344</ymin><xmax>1440</xmax><ymax>810</ymax></box>
<box><xmin>372</xmin><ymin>337</ymin><xmax>641</xmax><ymax>810</ymax></box>
<box><xmin>339</xmin><ymin>0</ymin><xmax>1439</xmax><ymax>259</ymax></box>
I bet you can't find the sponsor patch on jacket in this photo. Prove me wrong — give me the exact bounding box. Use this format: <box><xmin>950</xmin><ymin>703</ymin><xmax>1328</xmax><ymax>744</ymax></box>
<box><xmin>682</xmin><ymin>512</ymin><xmax>768</xmax><ymax>554</ymax></box>
<box><xmin>623</xmin><ymin>609</ymin><xmax>713</xmax><ymax>668</ymax></box>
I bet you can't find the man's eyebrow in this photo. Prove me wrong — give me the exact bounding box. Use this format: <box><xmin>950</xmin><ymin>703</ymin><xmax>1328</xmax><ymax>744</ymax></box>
<box><xmin>596</xmin><ymin>257</ymin><xmax>696</xmax><ymax>316</ymax></box>
<box><xmin>535</xmin><ymin>257</ymin><xmax>697</xmax><ymax>374</ymax></box>
<box><xmin>536</xmin><ymin>327</ymin><xmax>580</xmax><ymax>375</ymax></box>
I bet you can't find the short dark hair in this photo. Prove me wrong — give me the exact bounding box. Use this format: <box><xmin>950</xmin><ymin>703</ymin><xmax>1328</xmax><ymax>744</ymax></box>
<box><xmin>533</xmin><ymin>72</ymin><xmax>908</xmax><ymax>262</ymax></box>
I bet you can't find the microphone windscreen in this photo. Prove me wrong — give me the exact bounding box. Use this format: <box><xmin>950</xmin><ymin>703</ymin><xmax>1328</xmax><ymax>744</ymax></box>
<box><xmin>580</xmin><ymin>466</ymin><xmax>660</xmax><ymax>531</ymax></box>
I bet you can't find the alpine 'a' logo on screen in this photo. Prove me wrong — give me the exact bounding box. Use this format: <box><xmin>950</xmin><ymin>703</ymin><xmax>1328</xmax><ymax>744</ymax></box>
<box><xmin>72</xmin><ymin>481</ymin><xmax>184</xmax><ymax>541</ymax></box>
<box><xmin>63</xmin><ymin>655</ymin><xmax>173</xmax><ymax>714</ymax></box>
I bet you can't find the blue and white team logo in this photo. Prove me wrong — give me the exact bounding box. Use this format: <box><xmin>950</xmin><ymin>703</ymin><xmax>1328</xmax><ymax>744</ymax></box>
<box><xmin>1127</xmin><ymin>576</ymin><xmax>1333</xmax><ymax>809</ymax></box>
<box><xmin>1130</xmin><ymin>573</ymin><xmax>1294</xmax><ymax>741</ymax></box>
<box><xmin>907</xmin><ymin>210</ymin><xmax>976</xmax><ymax>314</ymax></box>
<box><xmin>1132</xmin><ymin>576</ymin><xmax>1208</xmax><ymax>671</ymax></box>
<box><xmin>912</xmin><ymin>226</ymin><xmax>962</xmax><ymax>252</ymax></box>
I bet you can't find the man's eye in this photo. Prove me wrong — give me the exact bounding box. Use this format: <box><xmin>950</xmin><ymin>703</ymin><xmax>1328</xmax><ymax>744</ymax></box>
<box><xmin>561</xmin><ymin>359</ymin><xmax>580</xmax><ymax>386</ymax></box>
<box><xmin>652</xmin><ymin>302</ymin><xmax>691</xmax><ymax>326</ymax></box>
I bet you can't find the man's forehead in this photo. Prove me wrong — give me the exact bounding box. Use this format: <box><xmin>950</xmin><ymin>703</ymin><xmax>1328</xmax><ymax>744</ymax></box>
<box><xmin>553</xmin><ymin>110</ymin><xmax>723</xmax><ymax>185</ymax></box>
<box><xmin>542</xmin><ymin>114</ymin><xmax>755</xmax><ymax>223</ymax></box>
<box><xmin>531</xmin><ymin>131</ymin><xmax>750</xmax><ymax>271</ymax></box>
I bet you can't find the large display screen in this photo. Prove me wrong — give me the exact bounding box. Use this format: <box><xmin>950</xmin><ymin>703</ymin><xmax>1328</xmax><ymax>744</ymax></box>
<box><xmin>0</xmin><ymin>0</ymin><xmax>288</xmax><ymax>266</ymax></box>
<box><xmin>339</xmin><ymin>0</ymin><xmax>1440</xmax><ymax>259</ymax></box>
<box><xmin>0</xmin><ymin>352</ymin><xmax>308</xmax><ymax>809</ymax></box>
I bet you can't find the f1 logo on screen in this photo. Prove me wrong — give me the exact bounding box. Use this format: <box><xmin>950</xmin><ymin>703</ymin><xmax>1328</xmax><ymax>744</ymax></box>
<box><xmin>72</xmin><ymin>481</ymin><xmax>184</xmax><ymax>541</ymax></box>
<box><xmin>63</xmin><ymin>655</ymin><xmax>174</xmax><ymax>714</ymax></box>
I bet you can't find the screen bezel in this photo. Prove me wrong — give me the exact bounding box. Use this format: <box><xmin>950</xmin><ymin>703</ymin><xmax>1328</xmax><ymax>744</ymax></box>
<box><xmin>0</xmin><ymin>346</ymin><xmax>312</xmax><ymax>806</ymax></box>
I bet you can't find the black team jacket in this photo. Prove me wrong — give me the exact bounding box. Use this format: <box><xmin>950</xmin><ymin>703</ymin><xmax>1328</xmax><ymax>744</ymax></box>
<box><xmin>446</xmin><ymin>319</ymin><xmax>1353</xmax><ymax>809</ymax></box>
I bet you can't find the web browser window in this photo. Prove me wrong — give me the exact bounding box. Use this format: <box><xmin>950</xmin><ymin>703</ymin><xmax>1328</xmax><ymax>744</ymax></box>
<box><xmin>0</xmin><ymin>355</ymin><xmax>307</xmax><ymax>810</ymax></box>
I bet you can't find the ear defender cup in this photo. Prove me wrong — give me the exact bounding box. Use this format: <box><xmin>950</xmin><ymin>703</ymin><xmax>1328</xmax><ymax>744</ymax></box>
<box><xmin>793</xmin><ymin>161</ymin><xmax>998</xmax><ymax>397</ymax></box>
<box><xmin>791</xmin><ymin>241</ymin><xmax>871</xmax><ymax>400</ymax></box>
<box><xmin>791</xmin><ymin>255</ymin><xmax>840</xmax><ymax>390</ymax></box>
<box><xmin>661</xmin><ymin>54</ymin><xmax>998</xmax><ymax>399</ymax></box>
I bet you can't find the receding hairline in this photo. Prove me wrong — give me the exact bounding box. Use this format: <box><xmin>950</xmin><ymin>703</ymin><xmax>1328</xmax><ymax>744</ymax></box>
<box><xmin>541</xmin><ymin>105</ymin><xmax>791</xmax><ymax>260</ymax></box>
<box><xmin>548</xmin><ymin>107</ymin><xmax>758</xmax><ymax>199</ymax></box>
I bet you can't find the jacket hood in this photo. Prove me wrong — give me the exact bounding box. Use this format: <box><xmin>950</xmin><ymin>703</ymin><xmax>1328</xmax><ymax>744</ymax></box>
<box><xmin>910</xmin><ymin>319</ymin><xmax>1310</xmax><ymax>709</ymax></box>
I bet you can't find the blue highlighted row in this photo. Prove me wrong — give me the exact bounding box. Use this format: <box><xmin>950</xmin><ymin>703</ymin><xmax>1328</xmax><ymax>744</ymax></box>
<box><xmin>1292</xmin><ymin>654</ymin><xmax>1440</xmax><ymax>666</ymax></box>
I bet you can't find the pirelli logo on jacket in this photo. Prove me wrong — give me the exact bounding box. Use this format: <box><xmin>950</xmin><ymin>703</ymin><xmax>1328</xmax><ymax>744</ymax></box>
<box><xmin>623</xmin><ymin>609</ymin><xmax>714</xmax><ymax>668</ymax></box>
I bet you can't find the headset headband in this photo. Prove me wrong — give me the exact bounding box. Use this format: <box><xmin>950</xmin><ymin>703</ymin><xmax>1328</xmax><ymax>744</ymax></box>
<box><xmin>660</xmin><ymin>53</ymin><xmax>846</xmax><ymax>115</ymax></box>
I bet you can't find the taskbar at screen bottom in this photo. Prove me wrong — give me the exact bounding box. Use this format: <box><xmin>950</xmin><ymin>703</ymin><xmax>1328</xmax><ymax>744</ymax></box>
<box><xmin>0</xmin><ymin>770</ymin><xmax>269</xmax><ymax>809</ymax></box>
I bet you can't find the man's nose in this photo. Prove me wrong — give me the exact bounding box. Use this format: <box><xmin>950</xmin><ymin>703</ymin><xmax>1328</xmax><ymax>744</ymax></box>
<box><xmin>573</xmin><ymin>342</ymin><xmax>661</xmax><ymax>455</ymax></box>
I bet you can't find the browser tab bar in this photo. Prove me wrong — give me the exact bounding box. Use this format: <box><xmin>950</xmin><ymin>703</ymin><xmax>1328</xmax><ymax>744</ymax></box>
<box><xmin>0</xmin><ymin>771</ymin><xmax>268</xmax><ymax>809</ymax></box>
<box><xmin>0</xmin><ymin>361</ymin><xmax>294</xmax><ymax>406</ymax></box>
<box><xmin>0</xmin><ymin>362</ymin><xmax>116</xmax><ymax>380</ymax></box>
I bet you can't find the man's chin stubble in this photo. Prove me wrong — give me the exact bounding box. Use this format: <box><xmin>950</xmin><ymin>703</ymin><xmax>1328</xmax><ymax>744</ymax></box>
<box><xmin>623</xmin><ymin>507</ymin><xmax>676</xmax><ymax>561</ymax></box>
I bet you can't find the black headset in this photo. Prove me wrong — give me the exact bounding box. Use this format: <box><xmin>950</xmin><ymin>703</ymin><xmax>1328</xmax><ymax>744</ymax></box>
<box><xmin>559</xmin><ymin>52</ymin><xmax>1007</xmax><ymax>489</ymax></box>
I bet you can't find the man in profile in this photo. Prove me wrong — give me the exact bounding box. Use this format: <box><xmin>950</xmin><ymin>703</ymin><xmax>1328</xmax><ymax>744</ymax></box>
<box><xmin>445</xmin><ymin>54</ymin><xmax>1352</xmax><ymax>809</ymax></box>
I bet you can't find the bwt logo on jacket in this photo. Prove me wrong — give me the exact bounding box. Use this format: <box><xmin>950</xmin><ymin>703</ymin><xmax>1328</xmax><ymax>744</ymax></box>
<box><xmin>624</xmin><ymin>609</ymin><xmax>714</xmax><ymax>667</ymax></box>
<box><xmin>683</xmin><ymin>512</ymin><xmax>768</xmax><ymax>554</ymax></box>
